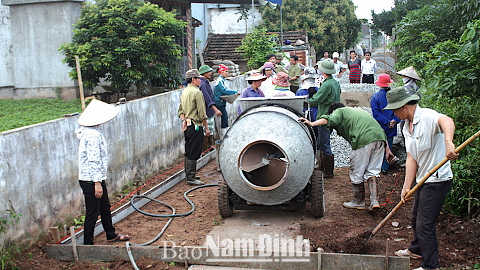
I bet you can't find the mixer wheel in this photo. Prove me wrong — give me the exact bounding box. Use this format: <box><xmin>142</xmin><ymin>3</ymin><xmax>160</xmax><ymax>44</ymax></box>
<box><xmin>218</xmin><ymin>177</ymin><xmax>234</xmax><ymax>218</ymax></box>
<box><xmin>310</xmin><ymin>170</ymin><xmax>325</xmax><ymax>218</ymax></box>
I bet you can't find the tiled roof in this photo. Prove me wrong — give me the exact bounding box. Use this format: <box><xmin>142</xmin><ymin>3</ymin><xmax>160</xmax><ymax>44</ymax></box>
<box><xmin>203</xmin><ymin>30</ymin><xmax>308</xmax><ymax>62</ymax></box>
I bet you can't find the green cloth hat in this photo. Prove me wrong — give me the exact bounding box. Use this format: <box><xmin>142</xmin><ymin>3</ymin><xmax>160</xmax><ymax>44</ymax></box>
<box><xmin>319</xmin><ymin>59</ymin><xmax>336</xmax><ymax>75</ymax></box>
<box><xmin>198</xmin><ymin>65</ymin><xmax>213</xmax><ymax>75</ymax></box>
<box><xmin>383</xmin><ymin>86</ymin><xmax>420</xmax><ymax>110</ymax></box>
<box><xmin>275</xmin><ymin>53</ymin><xmax>283</xmax><ymax>60</ymax></box>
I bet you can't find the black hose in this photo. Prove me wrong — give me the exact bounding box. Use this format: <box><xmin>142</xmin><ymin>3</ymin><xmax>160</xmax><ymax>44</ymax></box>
<box><xmin>130</xmin><ymin>183</ymin><xmax>218</xmax><ymax>218</ymax></box>
<box><xmin>125</xmin><ymin>183</ymin><xmax>218</xmax><ymax>267</ymax></box>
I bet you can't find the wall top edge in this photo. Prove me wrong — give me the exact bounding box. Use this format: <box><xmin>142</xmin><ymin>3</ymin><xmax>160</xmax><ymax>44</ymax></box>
<box><xmin>2</xmin><ymin>0</ymin><xmax>84</xmax><ymax>6</ymax></box>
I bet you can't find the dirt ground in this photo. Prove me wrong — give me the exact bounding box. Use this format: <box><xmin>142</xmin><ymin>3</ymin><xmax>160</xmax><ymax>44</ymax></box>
<box><xmin>13</xmin><ymin>159</ymin><xmax>480</xmax><ymax>269</ymax></box>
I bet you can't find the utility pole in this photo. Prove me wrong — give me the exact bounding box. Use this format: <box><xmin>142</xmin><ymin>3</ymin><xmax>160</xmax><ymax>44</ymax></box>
<box><xmin>252</xmin><ymin>0</ymin><xmax>254</xmax><ymax>30</ymax></box>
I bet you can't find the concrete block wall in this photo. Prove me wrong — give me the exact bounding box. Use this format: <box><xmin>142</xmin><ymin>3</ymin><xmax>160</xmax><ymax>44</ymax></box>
<box><xmin>0</xmin><ymin>75</ymin><xmax>247</xmax><ymax>244</ymax></box>
<box><xmin>1</xmin><ymin>0</ymin><xmax>82</xmax><ymax>100</ymax></box>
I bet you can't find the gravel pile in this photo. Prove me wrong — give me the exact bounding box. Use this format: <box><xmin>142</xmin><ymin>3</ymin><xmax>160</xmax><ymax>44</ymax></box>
<box><xmin>339</xmin><ymin>82</ymin><xmax>378</xmax><ymax>92</ymax></box>
<box><xmin>376</xmin><ymin>60</ymin><xmax>396</xmax><ymax>73</ymax></box>
<box><xmin>372</xmin><ymin>50</ymin><xmax>396</xmax><ymax>73</ymax></box>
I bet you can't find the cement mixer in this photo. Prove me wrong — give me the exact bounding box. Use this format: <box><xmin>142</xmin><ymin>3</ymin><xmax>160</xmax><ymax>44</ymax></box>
<box><xmin>217</xmin><ymin>97</ymin><xmax>324</xmax><ymax>218</ymax></box>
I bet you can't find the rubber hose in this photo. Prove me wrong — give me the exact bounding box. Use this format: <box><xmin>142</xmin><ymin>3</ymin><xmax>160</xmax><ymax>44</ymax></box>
<box><xmin>125</xmin><ymin>183</ymin><xmax>218</xmax><ymax>268</ymax></box>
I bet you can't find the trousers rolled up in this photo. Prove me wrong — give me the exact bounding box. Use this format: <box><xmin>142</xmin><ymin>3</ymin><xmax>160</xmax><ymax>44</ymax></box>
<box><xmin>349</xmin><ymin>140</ymin><xmax>384</xmax><ymax>184</ymax></box>
<box><xmin>217</xmin><ymin>105</ymin><xmax>229</xmax><ymax>128</ymax></box>
<box><xmin>79</xmin><ymin>180</ymin><xmax>117</xmax><ymax>245</ymax></box>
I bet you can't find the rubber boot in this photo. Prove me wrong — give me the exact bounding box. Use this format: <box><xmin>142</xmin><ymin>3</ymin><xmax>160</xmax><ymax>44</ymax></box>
<box><xmin>185</xmin><ymin>157</ymin><xmax>200</xmax><ymax>179</ymax></box>
<box><xmin>315</xmin><ymin>150</ymin><xmax>323</xmax><ymax>170</ymax></box>
<box><xmin>323</xmin><ymin>154</ymin><xmax>334</xmax><ymax>178</ymax></box>
<box><xmin>367</xmin><ymin>177</ymin><xmax>380</xmax><ymax>211</ymax></box>
<box><xmin>185</xmin><ymin>159</ymin><xmax>203</xmax><ymax>185</ymax></box>
<box><xmin>208</xmin><ymin>135</ymin><xmax>215</xmax><ymax>149</ymax></box>
<box><xmin>343</xmin><ymin>183</ymin><xmax>366</xmax><ymax>209</ymax></box>
<box><xmin>202</xmin><ymin>136</ymin><xmax>210</xmax><ymax>152</ymax></box>
<box><xmin>215</xmin><ymin>139</ymin><xmax>222</xmax><ymax>172</ymax></box>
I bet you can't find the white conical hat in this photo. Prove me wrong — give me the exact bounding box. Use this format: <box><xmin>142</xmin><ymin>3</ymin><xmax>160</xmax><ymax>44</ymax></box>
<box><xmin>396</xmin><ymin>66</ymin><xmax>422</xmax><ymax>81</ymax></box>
<box><xmin>78</xmin><ymin>99</ymin><xmax>119</xmax><ymax>127</ymax></box>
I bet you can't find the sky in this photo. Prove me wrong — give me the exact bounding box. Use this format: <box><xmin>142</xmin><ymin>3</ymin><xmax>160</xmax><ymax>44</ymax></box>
<box><xmin>352</xmin><ymin>0</ymin><xmax>395</xmax><ymax>21</ymax></box>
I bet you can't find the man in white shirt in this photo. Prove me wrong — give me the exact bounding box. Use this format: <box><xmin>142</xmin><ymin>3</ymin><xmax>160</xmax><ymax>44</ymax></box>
<box><xmin>332</xmin><ymin>52</ymin><xmax>346</xmax><ymax>81</ymax></box>
<box><xmin>361</xmin><ymin>51</ymin><xmax>377</xmax><ymax>84</ymax></box>
<box><xmin>319</xmin><ymin>51</ymin><xmax>331</xmax><ymax>62</ymax></box>
<box><xmin>385</xmin><ymin>87</ymin><xmax>458</xmax><ymax>270</ymax></box>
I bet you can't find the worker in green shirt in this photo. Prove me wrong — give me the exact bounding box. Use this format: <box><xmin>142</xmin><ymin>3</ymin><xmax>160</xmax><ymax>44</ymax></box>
<box><xmin>274</xmin><ymin>53</ymin><xmax>287</xmax><ymax>74</ymax></box>
<box><xmin>308</xmin><ymin>60</ymin><xmax>341</xmax><ymax>178</ymax></box>
<box><xmin>288</xmin><ymin>55</ymin><xmax>302</xmax><ymax>94</ymax></box>
<box><xmin>300</xmin><ymin>103</ymin><xmax>395</xmax><ymax>211</ymax></box>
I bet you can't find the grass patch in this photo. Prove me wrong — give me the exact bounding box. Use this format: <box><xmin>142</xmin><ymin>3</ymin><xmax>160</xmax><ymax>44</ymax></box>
<box><xmin>0</xmin><ymin>98</ymin><xmax>87</xmax><ymax>132</ymax></box>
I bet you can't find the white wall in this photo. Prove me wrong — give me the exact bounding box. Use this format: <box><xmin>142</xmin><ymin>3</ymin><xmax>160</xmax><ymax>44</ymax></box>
<box><xmin>0</xmin><ymin>4</ymin><xmax>13</xmax><ymax>87</ymax></box>
<box><xmin>208</xmin><ymin>5</ymin><xmax>262</xmax><ymax>35</ymax></box>
<box><xmin>193</xmin><ymin>3</ymin><xmax>262</xmax><ymax>55</ymax></box>
<box><xmin>0</xmin><ymin>75</ymin><xmax>248</xmax><ymax>244</ymax></box>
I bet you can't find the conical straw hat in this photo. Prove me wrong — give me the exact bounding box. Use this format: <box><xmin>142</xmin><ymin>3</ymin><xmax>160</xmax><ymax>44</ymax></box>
<box><xmin>396</xmin><ymin>66</ymin><xmax>422</xmax><ymax>81</ymax></box>
<box><xmin>78</xmin><ymin>99</ymin><xmax>119</xmax><ymax>127</ymax></box>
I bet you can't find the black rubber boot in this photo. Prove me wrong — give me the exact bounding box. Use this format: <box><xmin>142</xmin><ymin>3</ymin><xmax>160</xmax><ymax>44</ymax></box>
<box><xmin>185</xmin><ymin>157</ymin><xmax>200</xmax><ymax>180</ymax></box>
<box><xmin>315</xmin><ymin>150</ymin><xmax>323</xmax><ymax>170</ymax></box>
<box><xmin>323</xmin><ymin>154</ymin><xmax>334</xmax><ymax>178</ymax></box>
<box><xmin>186</xmin><ymin>159</ymin><xmax>204</xmax><ymax>186</ymax></box>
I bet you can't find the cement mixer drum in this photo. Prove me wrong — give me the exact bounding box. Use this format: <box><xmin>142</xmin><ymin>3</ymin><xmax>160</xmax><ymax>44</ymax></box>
<box><xmin>217</xmin><ymin>100</ymin><xmax>324</xmax><ymax>218</ymax></box>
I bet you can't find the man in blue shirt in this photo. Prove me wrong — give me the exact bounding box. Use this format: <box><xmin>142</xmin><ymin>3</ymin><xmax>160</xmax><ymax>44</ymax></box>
<box><xmin>199</xmin><ymin>65</ymin><xmax>222</xmax><ymax>144</ymax></box>
<box><xmin>371</xmin><ymin>74</ymin><xmax>400</xmax><ymax>175</ymax></box>
<box><xmin>237</xmin><ymin>73</ymin><xmax>266</xmax><ymax>115</ymax></box>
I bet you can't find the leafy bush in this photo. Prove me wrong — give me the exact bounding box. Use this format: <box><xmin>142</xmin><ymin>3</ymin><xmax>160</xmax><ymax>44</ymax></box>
<box><xmin>0</xmin><ymin>99</ymin><xmax>85</xmax><ymax>132</ymax></box>
<box><xmin>422</xmin><ymin>91</ymin><xmax>480</xmax><ymax>218</ymax></box>
<box><xmin>60</xmin><ymin>0</ymin><xmax>186</xmax><ymax>94</ymax></box>
<box><xmin>259</xmin><ymin>0</ymin><xmax>360</xmax><ymax>57</ymax></box>
<box><xmin>420</xmin><ymin>20</ymin><xmax>480</xmax><ymax>218</ymax></box>
<box><xmin>237</xmin><ymin>28</ymin><xmax>278</xmax><ymax>69</ymax></box>
<box><xmin>0</xmin><ymin>206</ymin><xmax>21</xmax><ymax>270</ymax></box>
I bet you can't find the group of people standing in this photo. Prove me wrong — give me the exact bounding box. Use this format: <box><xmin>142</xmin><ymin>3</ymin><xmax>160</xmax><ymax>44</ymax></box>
<box><xmin>301</xmin><ymin>63</ymin><xmax>456</xmax><ymax>270</ymax></box>
<box><xmin>176</xmin><ymin>51</ymin><xmax>455</xmax><ymax>270</ymax></box>
<box><xmin>74</xmin><ymin>48</ymin><xmax>458</xmax><ymax>270</ymax></box>
<box><xmin>315</xmin><ymin>50</ymin><xmax>377</xmax><ymax>84</ymax></box>
<box><xmin>346</xmin><ymin>50</ymin><xmax>378</xmax><ymax>84</ymax></box>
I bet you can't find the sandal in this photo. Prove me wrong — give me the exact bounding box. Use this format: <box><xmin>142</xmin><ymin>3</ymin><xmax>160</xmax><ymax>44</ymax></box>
<box><xmin>394</xmin><ymin>249</ymin><xmax>422</xmax><ymax>260</ymax></box>
<box><xmin>108</xmin><ymin>233</ymin><xmax>130</xmax><ymax>242</ymax></box>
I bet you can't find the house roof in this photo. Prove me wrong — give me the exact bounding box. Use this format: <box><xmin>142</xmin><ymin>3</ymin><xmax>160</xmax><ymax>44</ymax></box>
<box><xmin>203</xmin><ymin>30</ymin><xmax>308</xmax><ymax>62</ymax></box>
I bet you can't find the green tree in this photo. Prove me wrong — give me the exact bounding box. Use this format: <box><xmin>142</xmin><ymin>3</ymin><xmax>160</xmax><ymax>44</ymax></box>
<box><xmin>394</xmin><ymin>6</ymin><xmax>480</xmax><ymax>218</ymax></box>
<box><xmin>235</xmin><ymin>4</ymin><xmax>251</xmax><ymax>34</ymax></box>
<box><xmin>259</xmin><ymin>0</ymin><xmax>361</xmax><ymax>58</ymax></box>
<box><xmin>391</xmin><ymin>0</ymin><xmax>463</xmax><ymax>70</ymax></box>
<box><xmin>60</xmin><ymin>0</ymin><xmax>186</xmax><ymax>95</ymax></box>
<box><xmin>371</xmin><ymin>10</ymin><xmax>395</xmax><ymax>36</ymax></box>
<box><xmin>371</xmin><ymin>0</ymin><xmax>433</xmax><ymax>37</ymax></box>
<box><xmin>237</xmin><ymin>27</ymin><xmax>278</xmax><ymax>69</ymax></box>
<box><xmin>421</xmin><ymin>21</ymin><xmax>480</xmax><ymax>218</ymax></box>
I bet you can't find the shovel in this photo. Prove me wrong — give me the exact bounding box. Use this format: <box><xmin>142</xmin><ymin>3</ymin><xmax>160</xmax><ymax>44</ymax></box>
<box><xmin>368</xmin><ymin>129</ymin><xmax>480</xmax><ymax>241</ymax></box>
